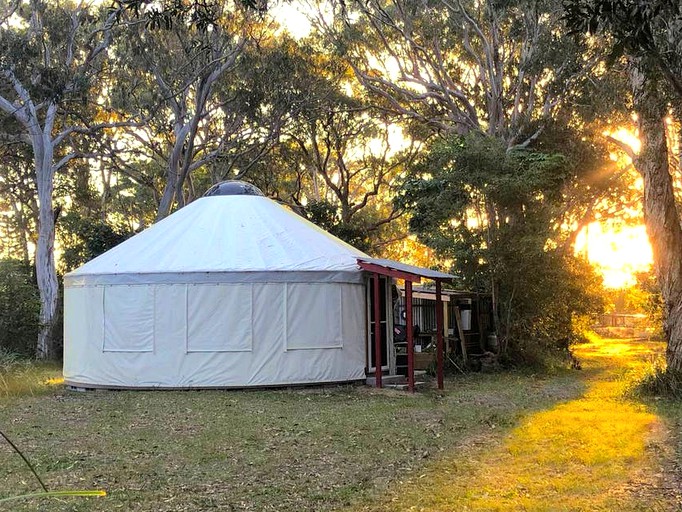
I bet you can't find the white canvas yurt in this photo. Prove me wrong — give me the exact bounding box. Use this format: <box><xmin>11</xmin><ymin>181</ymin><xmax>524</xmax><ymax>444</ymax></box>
<box><xmin>63</xmin><ymin>182</ymin><xmax>370</xmax><ymax>388</ymax></box>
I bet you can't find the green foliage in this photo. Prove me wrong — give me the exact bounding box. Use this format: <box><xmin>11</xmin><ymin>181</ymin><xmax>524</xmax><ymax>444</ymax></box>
<box><xmin>399</xmin><ymin>133</ymin><xmax>606</xmax><ymax>364</ymax></box>
<box><xmin>563</xmin><ymin>0</ymin><xmax>680</xmax><ymax>61</ymax></box>
<box><xmin>633</xmin><ymin>270</ymin><xmax>664</xmax><ymax>337</ymax></box>
<box><xmin>0</xmin><ymin>3</ymin><xmax>111</xmax><ymax>105</ymax></box>
<box><xmin>398</xmin><ymin>134</ymin><xmax>568</xmax><ymax>287</ymax></box>
<box><xmin>241</xmin><ymin>34</ymin><xmax>410</xmax><ymax>253</ymax></box>
<box><xmin>0</xmin><ymin>348</ymin><xmax>23</xmax><ymax>371</ymax></box>
<box><xmin>303</xmin><ymin>200</ymin><xmax>372</xmax><ymax>252</ymax></box>
<box><xmin>507</xmin><ymin>255</ymin><xmax>606</xmax><ymax>367</ymax></box>
<box><xmin>59</xmin><ymin>213</ymin><xmax>133</xmax><ymax>273</ymax></box>
<box><xmin>563</xmin><ymin>0</ymin><xmax>682</xmax><ymax>102</ymax></box>
<box><xmin>0</xmin><ymin>260</ymin><xmax>39</xmax><ymax>357</ymax></box>
<box><xmin>112</xmin><ymin>0</ymin><xmax>264</xmax><ymax>31</ymax></box>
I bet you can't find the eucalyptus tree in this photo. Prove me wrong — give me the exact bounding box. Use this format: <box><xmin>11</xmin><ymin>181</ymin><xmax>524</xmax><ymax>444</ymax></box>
<box><xmin>193</xmin><ymin>35</ymin><xmax>310</xmax><ymax>190</ymax></box>
<box><xmin>244</xmin><ymin>35</ymin><xmax>421</xmax><ymax>252</ymax></box>
<box><xmin>313</xmin><ymin>0</ymin><xmax>616</xmax><ymax>354</ymax></box>
<box><xmin>0</xmin><ymin>143</ymin><xmax>37</xmax><ymax>265</ymax></box>
<box><xmin>0</xmin><ymin>0</ymin><xmax>136</xmax><ymax>358</ymax></box>
<box><xmin>290</xmin><ymin>96</ymin><xmax>417</xmax><ymax>224</ymax></box>
<box><xmin>398</xmin><ymin>130</ymin><xmax>609</xmax><ymax>356</ymax></box>
<box><xmin>110</xmin><ymin>2</ymin><xmax>286</xmax><ymax>220</ymax></box>
<box><xmin>319</xmin><ymin>0</ymin><xmax>614</xmax><ymax>240</ymax></box>
<box><xmin>320</xmin><ymin>0</ymin><xmax>597</xmax><ymax>147</ymax></box>
<box><xmin>564</xmin><ymin>0</ymin><xmax>682</xmax><ymax>372</ymax></box>
<box><xmin>320</xmin><ymin>0</ymin><xmax>627</xmax><ymax>253</ymax></box>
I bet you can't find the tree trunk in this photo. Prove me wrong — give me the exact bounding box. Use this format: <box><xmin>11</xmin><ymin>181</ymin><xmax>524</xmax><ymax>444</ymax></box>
<box><xmin>156</xmin><ymin>122</ymin><xmax>190</xmax><ymax>221</ymax></box>
<box><xmin>630</xmin><ymin>64</ymin><xmax>682</xmax><ymax>372</ymax></box>
<box><xmin>156</xmin><ymin>179</ymin><xmax>176</xmax><ymax>221</ymax></box>
<box><xmin>34</xmin><ymin>136</ymin><xmax>59</xmax><ymax>360</ymax></box>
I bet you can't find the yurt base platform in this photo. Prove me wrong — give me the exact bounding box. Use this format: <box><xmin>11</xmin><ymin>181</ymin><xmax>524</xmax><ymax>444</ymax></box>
<box><xmin>64</xmin><ymin>379</ymin><xmax>366</xmax><ymax>391</ymax></box>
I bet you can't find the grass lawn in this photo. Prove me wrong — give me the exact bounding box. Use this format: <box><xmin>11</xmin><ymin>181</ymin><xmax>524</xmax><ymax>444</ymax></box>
<box><xmin>360</xmin><ymin>337</ymin><xmax>676</xmax><ymax>512</ymax></box>
<box><xmin>1</xmin><ymin>337</ymin><xmax>679</xmax><ymax>511</ymax></box>
<box><xmin>0</xmin><ymin>360</ymin><xmax>586</xmax><ymax>511</ymax></box>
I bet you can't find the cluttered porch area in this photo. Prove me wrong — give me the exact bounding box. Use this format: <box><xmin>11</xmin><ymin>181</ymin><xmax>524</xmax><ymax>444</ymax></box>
<box><xmin>359</xmin><ymin>258</ymin><xmax>497</xmax><ymax>392</ymax></box>
<box><xmin>395</xmin><ymin>286</ymin><xmax>497</xmax><ymax>374</ymax></box>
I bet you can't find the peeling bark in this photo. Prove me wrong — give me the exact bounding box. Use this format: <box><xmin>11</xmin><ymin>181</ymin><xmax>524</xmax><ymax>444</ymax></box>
<box><xmin>0</xmin><ymin>4</ymin><xmax>126</xmax><ymax>358</ymax></box>
<box><xmin>629</xmin><ymin>63</ymin><xmax>682</xmax><ymax>372</ymax></box>
<box><xmin>35</xmin><ymin>140</ymin><xmax>57</xmax><ymax>359</ymax></box>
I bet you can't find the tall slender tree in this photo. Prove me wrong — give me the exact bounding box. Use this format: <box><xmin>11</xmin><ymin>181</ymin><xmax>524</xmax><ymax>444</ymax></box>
<box><xmin>111</xmin><ymin>2</ymin><xmax>287</xmax><ymax>220</ymax></box>
<box><xmin>0</xmin><ymin>1</ymin><xmax>133</xmax><ymax>358</ymax></box>
<box><xmin>564</xmin><ymin>0</ymin><xmax>682</xmax><ymax>371</ymax></box>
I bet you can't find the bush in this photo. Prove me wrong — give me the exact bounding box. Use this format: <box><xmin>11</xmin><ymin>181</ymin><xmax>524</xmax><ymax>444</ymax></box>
<box><xmin>398</xmin><ymin>133</ymin><xmax>607</xmax><ymax>369</ymax></box>
<box><xmin>0</xmin><ymin>348</ymin><xmax>23</xmax><ymax>370</ymax></box>
<box><xmin>0</xmin><ymin>259</ymin><xmax>39</xmax><ymax>357</ymax></box>
<box><xmin>59</xmin><ymin>212</ymin><xmax>133</xmax><ymax>273</ymax></box>
<box><xmin>632</xmin><ymin>359</ymin><xmax>682</xmax><ymax>399</ymax></box>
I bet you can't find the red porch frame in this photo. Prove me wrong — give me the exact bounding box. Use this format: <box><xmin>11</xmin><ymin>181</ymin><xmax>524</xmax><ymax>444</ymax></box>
<box><xmin>358</xmin><ymin>258</ymin><xmax>452</xmax><ymax>392</ymax></box>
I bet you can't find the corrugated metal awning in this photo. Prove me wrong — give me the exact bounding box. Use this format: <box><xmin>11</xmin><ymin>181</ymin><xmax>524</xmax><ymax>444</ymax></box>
<box><xmin>357</xmin><ymin>257</ymin><xmax>455</xmax><ymax>282</ymax></box>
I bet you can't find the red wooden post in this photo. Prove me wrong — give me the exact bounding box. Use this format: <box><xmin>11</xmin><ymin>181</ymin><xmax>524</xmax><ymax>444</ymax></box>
<box><xmin>435</xmin><ymin>280</ymin><xmax>444</xmax><ymax>390</ymax></box>
<box><xmin>373</xmin><ymin>272</ymin><xmax>382</xmax><ymax>388</ymax></box>
<box><xmin>406</xmin><ymin>279</ymin><xmax>415</xmax><ymax>392</ymax></box>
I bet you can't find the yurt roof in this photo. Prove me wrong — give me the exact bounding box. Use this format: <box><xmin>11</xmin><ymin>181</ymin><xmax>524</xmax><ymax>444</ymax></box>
<box><xmin>66</xmin><ymin>194</ymin><xmax>368</xmax><ymax>281</ymax></box>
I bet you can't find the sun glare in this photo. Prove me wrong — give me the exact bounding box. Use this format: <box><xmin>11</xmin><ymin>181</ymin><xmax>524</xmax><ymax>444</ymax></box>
<box><xmin>270</xmin><ymin>3</ymin><xmax>313</xmax><ymax>39</ymax></box>
<box><xmin>605</xmin><ymin>127</ymin><xmax>641</xmax><ymax>159</ymax></box>
<box><xmin>575</xmin><ymin>222</ymin><xmax>653</xmax><ymax>288</ymax></box>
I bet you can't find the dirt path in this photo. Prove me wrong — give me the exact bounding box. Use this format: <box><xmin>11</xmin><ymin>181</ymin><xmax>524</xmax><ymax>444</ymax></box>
<box><xmin>361</xmin><ymin>337</ymin><xmax>679</xmax><ymax>511</ymax></box>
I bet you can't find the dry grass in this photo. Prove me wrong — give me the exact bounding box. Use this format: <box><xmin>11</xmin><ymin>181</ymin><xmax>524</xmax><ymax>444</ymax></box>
<box><xmin>0</xmin><ymin>337</ymin><xmax>677</xmax><ymax>511</ymax></box>
<box><xmin>0</xmin><ymin>355</ymin><xmax>62</xmax><ymax>399</ymax></box>
<box><xmin>356</xmin><ymin>337</ymin><xmax>673</xmax><ymax>512</ymax></box>
<box><xmin>0</xmin><ymin>365</ymin><xmax>585</xmax><ymax>510</ymax></box>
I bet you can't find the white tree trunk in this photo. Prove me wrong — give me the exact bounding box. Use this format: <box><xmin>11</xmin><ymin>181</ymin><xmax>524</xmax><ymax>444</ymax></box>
<box><xmin>34</xmin><ymin>133</ymin><xmax>58</xmax><ymax>359</ymax></box>
<box><xmin>0</xmin><ymin>5</ymin><xmax>122</xmax><ymax>359</ymax></box>
<box><xmin>156</xmin><ymin>121</ymin><xmax>189</xmax><ymax>221</ymax></box>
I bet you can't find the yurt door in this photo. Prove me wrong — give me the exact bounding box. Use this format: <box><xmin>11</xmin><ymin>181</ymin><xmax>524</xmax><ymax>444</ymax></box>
<box><xmin>367</xmin><ymin>275</ymin><xmax>393</xmax><ymax>373</ymax></box>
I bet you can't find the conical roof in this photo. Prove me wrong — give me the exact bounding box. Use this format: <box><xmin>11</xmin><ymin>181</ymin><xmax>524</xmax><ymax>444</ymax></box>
<box><xmin>67</xmin><ymin>195</ymin><xmax>368</xmax><ymax>278</ymax></box>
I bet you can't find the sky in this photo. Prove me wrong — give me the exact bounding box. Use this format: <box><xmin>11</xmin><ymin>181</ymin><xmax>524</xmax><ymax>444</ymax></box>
<box><xmin>270</xmin><ymin>3</ymin><xmax>313</xmax><ymax>39</ymax></box>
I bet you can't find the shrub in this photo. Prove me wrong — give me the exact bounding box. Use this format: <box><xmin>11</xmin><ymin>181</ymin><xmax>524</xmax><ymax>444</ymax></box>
<box><xmin>632</xmin><ymin>359</ymin><xmax>682</xmax><ymax>399</ymax></box>
<box><xmin>0</xmin><ymin>348</ymin><xmax>23</xmax><ymax>371</ymax></box>
<box><xmin>398</xmin><ymin>133</ymin><xmax>607</xmax><ymax>368</ymax></box>
<box><xmin>59</xmin><ymin>213</ymin><xmax>133</xmax><ymax>273</ymax></box>
<box><xmin>0</xmin><ymin>259</ymin><xmax>39</xmax><ymax>357</ymax></box>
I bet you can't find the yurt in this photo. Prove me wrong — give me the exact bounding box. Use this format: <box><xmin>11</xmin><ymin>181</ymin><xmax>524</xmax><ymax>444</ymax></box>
<box><xmin>63</xmin><ymin>182</ymin><xmax>370</xmax><ymax>388</ymax></box>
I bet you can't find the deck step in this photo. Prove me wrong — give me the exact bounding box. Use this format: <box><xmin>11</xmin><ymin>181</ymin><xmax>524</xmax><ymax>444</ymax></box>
<box><xmin>366</xmin><ymin>374</ymin><xmax>406</xmax><ymax>387</ymax></box>
<box><xmin>366</xmin><ymin>371</ymin><xmax>428</xmax><ymax>388</ymax></box>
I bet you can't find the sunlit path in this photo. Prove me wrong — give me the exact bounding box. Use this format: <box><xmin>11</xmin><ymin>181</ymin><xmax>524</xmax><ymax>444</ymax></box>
<box><xmin>360</xmin><ymin>337</ymin><xmax>671</xmax><ymax>511</ymax></box>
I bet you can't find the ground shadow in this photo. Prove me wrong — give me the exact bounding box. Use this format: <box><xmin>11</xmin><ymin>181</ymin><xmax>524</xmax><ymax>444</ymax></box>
<box><xmin>355</xmin><ymin>337</ymin><xmax>672</xmax><ymax>512</ymax></box>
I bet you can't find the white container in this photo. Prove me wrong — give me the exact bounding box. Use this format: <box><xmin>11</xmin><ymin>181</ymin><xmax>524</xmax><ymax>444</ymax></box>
<box><xmin>460</xmin><ymin>309</ymin><xmax>472</xmax><ymax>330</ymax></box>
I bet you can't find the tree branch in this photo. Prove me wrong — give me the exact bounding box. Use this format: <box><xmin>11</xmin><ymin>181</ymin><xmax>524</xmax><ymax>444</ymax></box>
<box><xmin>54</xmin><ymin>118</ymin><xmax>145</xmax><ymax>147</ymax></box>
<box><xmin>606</xmin><ymin>134</ymin><xmax>637</xmax><ymax>161</ymax></box>
<box><xmin>52</xmin><ymin>151</ymin><xmax>101</xmax><ymax>173</ymax></box>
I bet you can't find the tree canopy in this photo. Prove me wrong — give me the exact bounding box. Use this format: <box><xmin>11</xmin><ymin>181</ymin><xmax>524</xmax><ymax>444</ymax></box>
<box><xmin>0</xmin><ymin>0</ymin><xmax>670</xmax><ymax>369</ymax></box>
